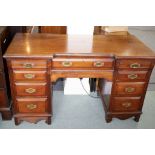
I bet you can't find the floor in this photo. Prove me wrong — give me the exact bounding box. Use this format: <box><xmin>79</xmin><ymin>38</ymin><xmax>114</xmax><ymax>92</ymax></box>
<box><xmin>0</xmin><ymin>27</ymin><xmax>155</xmax><ymax>129</ymax></box>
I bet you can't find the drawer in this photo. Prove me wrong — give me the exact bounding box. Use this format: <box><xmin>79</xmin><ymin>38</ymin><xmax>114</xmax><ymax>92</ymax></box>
<box><xmin>0</xmin><ymin>89</ymin><xmax>7</xmax><ymax>107</ymax></box>
<box><xmin>0</xmin><ymin>72</ymin><xmax>5</xmax><ymax>88</ymax></box>
<box><xmin>114</xmin><ymin>82</ymin><xmax>145</xmax><ymax>96</ymax></box>
<box><xmin>13</xmin><ymin>70</ymin><xmax>47</xmax><ymax>82</ymax></box>
<box><xmin>116</xmin><ymin>70</ymin><xmax>148</xmax><ymax>81</ymax></box>
<box><xmin>16</xmin><ymin>98</ymin><xmax>47</xmax><ymax>113</ymax></box>
<box><xmin>52</xmin><ymin>58</ymin><xmax>114</xmax><ymax>69</ymax></box>
<box><xmin>11</xmin><ymin>60</ymin><xmax>47</xmax><ymax>69</ymax></box>
<box><xmin>15</xmin><ymin>83</ymin><xmax>47</xmax><ymax>96</ymax></box>
<box><xmin>116</xmin><ymin>59</ymin><xmax>152</xmax><ymax>69</ymax></box>
<box><xmin>111</xmin><ymin>97</ymin><xmax>141</xmax><ymax>112</ymax></box>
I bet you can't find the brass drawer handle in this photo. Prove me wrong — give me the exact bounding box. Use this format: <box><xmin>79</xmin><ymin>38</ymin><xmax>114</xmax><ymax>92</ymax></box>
<box><xmin>24</xmin><ymin>74</ymin><xmax>35</xmax><ymax>79</ymax></box>
<box><xmin>94</xmin><ymin>61</ymin><xmax>104</xmax><ymax>67</ymax></box>
<box><xmin>128</xmin><ymin>74</ymin><xmax>138</xmax><ymax>79</ymax></box>
<box><xmin>122</xmin><ymin>102</ymin><xmax>132</xmax><ymax>108</ymax></box>
<box><xmin>25</xmin><ymin>88</ymin><xmax>36</xmax><ymax>94</ymax></box>
<box><xmin>125</xmin><ymin>87</ymin><xmax>135</xmax><ymax>93</ymax></box>
<box><xmin>27</xmin><ymin>104</ymin><xmax>37</xmax><ymax>110</ymax></box>
<box><xmin>62</xmin><ymin>61</ymin><xmax>72</xmax><ymax>67</ymax></box>
<box><xmin>23</xmin><ymin>63</ymin><xmax>34</xmax><ymax>68</ymax></box>
<box><xmin>130</xmin><ymin>63</ymin><xmax>141</xmax><ymax>68</ymax></box>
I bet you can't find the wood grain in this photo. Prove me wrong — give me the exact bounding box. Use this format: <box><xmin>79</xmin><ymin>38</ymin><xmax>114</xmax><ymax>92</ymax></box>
<box><xmin>4</xmin><ymin>33</ymin><xmax>155</xmax><ymax>124</ymax></box>
<box><xmin>4</xmin><ymin>33</ymin><xmax>155</xmax><ymax>58</ymax></box>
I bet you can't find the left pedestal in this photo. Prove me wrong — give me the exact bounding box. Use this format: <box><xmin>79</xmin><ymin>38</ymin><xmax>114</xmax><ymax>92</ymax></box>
<box><xmin>6</xmin><ymin>59</ymin><xmax>52</xmax><ymax>125</ymax></box>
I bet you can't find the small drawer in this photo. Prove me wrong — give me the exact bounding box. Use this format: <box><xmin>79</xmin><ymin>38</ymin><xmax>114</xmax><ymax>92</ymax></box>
<box><xmin>52</xmin><ymin>58</ymin><xmax>114</xmax><ymax>69</ymax></box>
<box><xmin>114</xmin><ymin>82</ymin><xmax>145</xmax><ymax>96</ymax></box>
<box><xmin>13</xmin><ymin>70</ymin><xmax>47</xmax><ymax>82</ymax></box>
<box><xmin>116</xmin><ymin>59</ymin><xmax>152</xmax><ymax>69</ymax></box>
<box><xmin>0</xmin><ymin>89</ymin><xmax>7</xmax><ymax>107</ymax></box>
<box><xmin>116</xmin><ymin>70</ymin><xmax>148</xmax><ymax>81</ymax></box>
<box><xmin>15</xmin><ymin>83</ymin><xmax>47</xmax><ymax>96</ymax></box>
<box><xmin>111</xmin><ymin>97</ymin><xmax>141</xmax><ymax>112</ymax></box>
<box><xmin>11</xmin><ymin>60</ymin><xmax>47</xmax><ymax>69</ymax></box>
<box><xmin>16</xmin><ymin>98</ymin><xmax>47</xmax><ymax>113</ymax></box>
<box><xmin>0</xmin><ymin>72</ymin><xmax>5</xmax><ymax>88</ymax></box>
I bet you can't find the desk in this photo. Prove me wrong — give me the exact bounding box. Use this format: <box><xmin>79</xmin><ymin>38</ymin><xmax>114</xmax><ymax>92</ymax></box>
<box><xmin>4</xmin><ymin>33</ymin><xmax>155</xmax><ymax>125</ymax></box>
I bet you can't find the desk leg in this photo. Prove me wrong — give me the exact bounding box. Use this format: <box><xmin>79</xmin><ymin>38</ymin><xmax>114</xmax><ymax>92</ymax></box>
<box><xmin>46</xmin><ymin>117</ymin><xmax>52</xmax><ymax>125</ymax></box>
<box><xmin>134</xmin><ymin>114</ymin><xmax>141</xmax><ymax>122</ymax></box>
<box><xmin>105</xmin><ymin>115</ymin><xmax>112</xmax><ymax>123</ymax></box>
<box><xmin>14</xmin><ymin>117</ymin><xmax>21</xmax><ymax>125</ymax></box>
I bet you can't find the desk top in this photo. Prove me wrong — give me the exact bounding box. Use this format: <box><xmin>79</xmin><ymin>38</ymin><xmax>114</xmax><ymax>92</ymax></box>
<box><xmin>4</xmin><ymin>33</ymin><xmax>155</xmax><ymax>58</ymax></box>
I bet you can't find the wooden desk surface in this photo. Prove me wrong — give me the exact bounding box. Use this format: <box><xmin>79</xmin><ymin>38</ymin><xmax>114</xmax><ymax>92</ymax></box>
<box><xmin>4</xmin><ymin>33</ymin><xmax>155</xmax><ymax>58</ymax></box>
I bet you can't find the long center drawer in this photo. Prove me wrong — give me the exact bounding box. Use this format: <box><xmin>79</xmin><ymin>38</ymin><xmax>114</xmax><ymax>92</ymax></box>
<box><xmin>52</xmin><ymin>57</ymin><xmax>114</xmax><ymax>69</ymax></box>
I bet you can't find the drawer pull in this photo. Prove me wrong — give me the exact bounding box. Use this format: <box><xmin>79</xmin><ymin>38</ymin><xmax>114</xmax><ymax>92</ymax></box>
<box><xmin>130</xmin><ymin>63</ymin><xmax>141</xmax><ymax>68</ymax></box>
<box><xmin>94</xmin><ymin>61</ymin><xmax>104</xmax><ymax>67</ymax></box>
<box><xmin>122</xmin><ymin>102</ymin><xmax>132</xmax><ymax>108</ymax></box>
<box><xmin>23</xmin><ymin>63</ymin><xmax>34</xmax><ymax>68</ymax></box>
<box><xmin>128</xmin><ymin>74</ymin><xmax>138</xmax><ymax>79</ymax></box>
<box><xmin>62</xmin><ymin>61</ymin><xmax>72</xmax><ymax>67</ymax></box>
<box><xmin>24</xmin><ymin>74</ymin><xmax>35</xmax><ymax>79</ymax></box>
<box><xmin>27</xmin><ymin>104</ymin><xmax>37</xmax><ymax>110</ymax></box>
<box><xmin>25</xmin><ymin>88</ymin><xmax>36</xmax><ymax>94</ymax></box>
<box><xmin>125</xmin><ymin>87</ymin><xmax>135</xmax><ymax>93</ymax></box>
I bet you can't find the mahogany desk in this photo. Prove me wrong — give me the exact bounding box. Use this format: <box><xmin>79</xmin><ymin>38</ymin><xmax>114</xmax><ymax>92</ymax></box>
<box><xmin>4</xmin><ymin>33</ymin><xmax>155</xmax><ymax>125</ymax></box>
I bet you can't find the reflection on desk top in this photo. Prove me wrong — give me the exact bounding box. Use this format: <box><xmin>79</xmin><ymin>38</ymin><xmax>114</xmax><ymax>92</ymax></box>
<box><xmin>4</xmin><ymin>33</ymin><xmax>155</xmax><ymax>58</ymax></box>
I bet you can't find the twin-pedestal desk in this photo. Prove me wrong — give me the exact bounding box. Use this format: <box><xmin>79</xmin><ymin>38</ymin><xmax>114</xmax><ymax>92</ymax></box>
<box><xmin>4</xmin><ymin>33</ymin><xmax>155</xmax><ymax>125</ymax></box>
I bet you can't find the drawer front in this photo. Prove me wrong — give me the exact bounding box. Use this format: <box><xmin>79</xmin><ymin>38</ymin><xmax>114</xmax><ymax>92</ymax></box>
<box><xmin>16</xmin><ymin>98</ymin><xmax>47</xmax><ymax>113</ymax></box>
<box><xmin>0</xmin><ymin>72</ymin><xmax>5</xmax><ymax>88</ymax></box>
<box><xmin>116</xmin><ymin>59</ymin><xmax>152</xmax><ymax>69</ymax></box>
<box><xmin>114</xmin><ymin>82</ymin><xmax>145</xmax><ymax>96</ymax></box>
<box><xmin>0</xmin><ymin>90</ymin><xmax>7</xmax><ymax>107</ymax></box>
<box><xmin>52</xmin><ymin>58</ymin><xmax>114</xmax><ymax>69</ymax></box>
<box><xmin>111</xmin><ymin>97</ymin><xmax>141</xmax><ymax>112</ymax></box>
<box><xmin>15</xmin><ymin>83</ymin><xmax>47</xmax><ymax>96</ymax></box>
<box><xmin>11</xmin><ymin>60</ymin><xmax>47</xmax><ymax>69</ymax></box>
<box><xmin>13</xmin><ymin>70</ymin><xmax>47</xmax><ymax>82</ymax></box>
<box><xmin>116</xmin><ymin>71</ymin><xmax>148</xmax><ymax>81</ymax></box>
